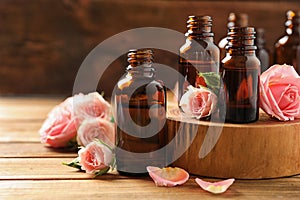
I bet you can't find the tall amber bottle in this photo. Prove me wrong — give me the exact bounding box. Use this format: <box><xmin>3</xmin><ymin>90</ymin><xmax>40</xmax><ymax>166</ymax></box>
<box><xmin>218</xmin><ymin>13</ymin><xmax>249</xmax><ymax>60</ymax></box>
<box><xmin>274</xmin><ymin>10</ymin><xmax>300</xmax><ymax>73</ymax></box>
<box><xmin>113</xmin><ymin>49</ymin><xmax>167</xmax><ymax>175</ymax></box>
<box><xmin>221</xmin><ymin>27</ymin><xmax>260</xmax><ymax>123</ymax></box>
<box><xmin>255</xmin><ymin>28</ymin><xmax>270</xmax><ymax>72</ymax></box>
<box><xmin>178</xmin><ymin>15</ymin><xmax>219</xmax><ymax>102</ymax></box>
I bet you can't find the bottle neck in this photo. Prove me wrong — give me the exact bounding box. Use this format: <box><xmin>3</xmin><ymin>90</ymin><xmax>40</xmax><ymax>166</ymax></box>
<box><xmin>126</xmin><ymin>48</ymin><xmax>155</xmax><ymax>78</ymax></box>
<box><xmin>127</xmin><ymin>65</ymin><xmax>155</xmax><ymax>78</ymax></box>
<box><xmin>291</xmin><ymin>14</ymin><xmax>300</xmax><ymax>35</ymax></box>
<box><xmin>255</xmin><ymin>28</ymin><xmax>266</xmax><ymax>49</ymax></box>
<box><xmin>226</xmin><ymin>27</ymin><xmax>257</xmax><ymax>56</ymax></box>
<box><xmin>226</xmin><ymin>49</ymin><xmax>256</xmax><ymax>56</ymax></box>
<box><xmin>285</xmin><ymin>10</ymin><xmax>295</xmax><ymax>35</ymax></box>
<box><xmin>187</xmin><ymin>34</ymin><xmax>214</xmax><ymax>42</ymax></box>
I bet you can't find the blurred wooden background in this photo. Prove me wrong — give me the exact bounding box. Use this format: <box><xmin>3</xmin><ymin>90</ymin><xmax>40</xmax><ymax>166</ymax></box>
<box><xmin>0</xmin><ymin>0</ymin><xmax>300</xmax><ymax>97</ymax></box>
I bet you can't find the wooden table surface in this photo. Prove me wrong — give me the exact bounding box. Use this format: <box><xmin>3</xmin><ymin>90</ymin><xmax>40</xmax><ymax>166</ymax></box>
<box><xmin>1</xmin><ymin>96</ymin><xmax>300</xmax><ymax>200</ymax></box>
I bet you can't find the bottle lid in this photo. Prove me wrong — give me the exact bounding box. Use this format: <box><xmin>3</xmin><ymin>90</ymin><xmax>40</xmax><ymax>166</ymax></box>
<box><xmin>226</xmin><ymin>27</ymin><xmax>256</xmax><ymax>51</ymax></box>
<box><xmin>186</xmin><ymin>15</ymin><xmax>214</xmax><ymax>37</ymax></box>
<box><xmin>127</xmin><ymin>49</ymin><xmax>153</xmax><ymax>67</ymax></box>
<box><xmin>255</xmin><ymin>28</ymin><xmax>266</xmax><ymax>46</ymax></box>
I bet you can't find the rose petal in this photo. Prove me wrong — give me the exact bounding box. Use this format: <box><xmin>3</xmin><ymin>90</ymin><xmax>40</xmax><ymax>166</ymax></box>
<box><xmin>260</xmin><ymin>64</ymin><xmax>300</xmax><ymax>121</ymax></box>
<box><xmin>39</xmin><ymin>97</ymin><xmax>76</xmax><ymax>148</ymax></box>
<box><xmin>77</xmin><ymin>117</ymin><xmax>115</xmax><ymax>147</ymax></box>
<box><xmin>147</xmin><ymin>166</ymin><xmax>189</xmax><ymax>187</ymax></box>
<box><xmin>73</xmin><ymin>92</ymin><xmax>111</xmax><ymax>127</ymax></box>
<box><xmin>78</xmin><ymin>140</ymin><xmax>113</xmax><ymax>174</ymax></box>
<box><xmin>195</xmin><ymin>178</ymin><xmax>235</xmax><ymax>194</ymax></box>
<box><xmin>179</xmin><ymin>85</ymin><xmax>217</xmax><ymax>119</ymax></box>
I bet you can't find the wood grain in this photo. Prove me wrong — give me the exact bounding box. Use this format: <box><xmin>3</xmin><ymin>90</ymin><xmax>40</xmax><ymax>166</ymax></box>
<box><xmin>1</xmin><ymin>177</ymin><xmax>300</xmax><ymax>200</ymax></box>
<box><xmin>1</xmin><ymin>96</ymin><xmax>300</xmax><ymax>199</ymax></box>
<box><xmin>0</xmin><ymin>143</ymin><xmax>77</xmax><ymax>158</ymax></box>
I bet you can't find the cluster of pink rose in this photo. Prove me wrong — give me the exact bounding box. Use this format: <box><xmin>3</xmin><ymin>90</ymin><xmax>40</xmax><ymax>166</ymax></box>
<box><xmin>180</xmin><ymin>64</ymin><xmax>300</xmax><ymax>121</ymax></box>
<box><xmin>39</xmin><ymin>92</ymin><xmax>115</xmax><ymax>175</ymax></box>
<box><xmin>38</xmin><ymin>63</ymin><xmax>299</xmax><ymax>193</ymax></box>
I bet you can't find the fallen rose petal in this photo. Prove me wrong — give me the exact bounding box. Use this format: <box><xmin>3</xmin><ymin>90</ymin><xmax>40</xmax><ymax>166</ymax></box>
<box><xmin>195</xmin><ymin>178</ymin><xmax>235</xmax><ymax>194</ymax></box>
<box><xmin>147</xmin><ymin>166</ymin><xmax>189</xmax><ymax>187</ymax></box>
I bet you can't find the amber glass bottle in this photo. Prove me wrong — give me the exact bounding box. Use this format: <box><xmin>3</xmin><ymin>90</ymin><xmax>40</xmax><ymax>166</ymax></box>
<box><xmin>218</xmin><ymin>13</ymin><xmax>249</xmax><ymax>60</ymax></box>
<box><xmin>274</xmin><ymin>11</ymin><xmax>300</xmax><ymax>74</ymax></box>
<box><xmin>221</xmin><ymin>27</ymin><xmax>260</xmax><ymax>123</ymax></box>
<box><xmin>255</xmin><ymin>28</ymin><xmax>270</xmax><ymax>72</ymax></box>
<box><xmin>178</xmin><ymin>15</ymin><xmax>219</xmax><ymax>102</ymax></box>
<box><xmin>113</xmin><ymin>49</ymin><xmax>167</xmax><ymax>176</ymax></box>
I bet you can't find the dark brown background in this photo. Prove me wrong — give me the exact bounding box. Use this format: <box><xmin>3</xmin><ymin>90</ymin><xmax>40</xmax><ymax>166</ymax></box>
<box><xmin>1</xmin><ymin>0</ymin><xmax>300</xmax><ymax>98</ymax></box>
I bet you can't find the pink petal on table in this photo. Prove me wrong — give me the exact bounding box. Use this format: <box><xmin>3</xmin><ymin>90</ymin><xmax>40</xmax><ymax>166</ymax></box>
<box><xmin>147</xmin><ymin>166</ymin><xmax>189</xmax><ymax>187</ymax></box>
<box><xmin>195</xmin><ymin>178</ymin><xmax>235</xmax><ymax>194</ymax></box>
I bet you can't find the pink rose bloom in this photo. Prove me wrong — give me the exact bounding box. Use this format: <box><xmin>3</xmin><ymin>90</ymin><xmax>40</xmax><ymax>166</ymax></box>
<box><xmin>39</xmin><ymin>97</ymin><xmax>76</xmax><ymax>148</ymax></box>
<box><xmin>77</xmin><ymin>117</ymin><xmax>115</xmax><ymax>147</ymax></box>
<box><xmin>73</xmin><ymin>92</ymin><xmax>111</xmax><ymax>127</ymax></box>
<box><xmin>260</xmin><ymin>64</ymin><xmax>300</xmax><ymax>121</ymax></box>
<box><xmin>179</xmin><ymin>85</ymin><xmax>217</xmax><ymax>119</ymax></box>
<box><xmin>78</xmin><ymin>140</ymin><xmax>114</xmax><ymax>174</ymax></box>
<box><xmin>39</xmin><ymin>92</ymin><xmax>112</xmax><ymax>148</ymax></box>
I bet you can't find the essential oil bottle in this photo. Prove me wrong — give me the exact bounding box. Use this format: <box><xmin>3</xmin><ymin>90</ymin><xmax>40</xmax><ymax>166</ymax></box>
<box><xmin>255</xmin><ymin>28</ymin><xmax>270</xmax><ymax>73</ymax></box>
<box><xmin>274</xmin><ymin>10</ymin><xmax>300</xmax><ymax>74</ymax></box>
<box><xmin>221</xmin><ymin>27</ymin><xmax>260</xmax><ymax>123</ymax></box>
<box><xmin>178</xmin><ymin>15</ymin><xmax>219</xmax><ymax>102</ymax></box>
<box><xmin>113</xmin><ymin>49</ymin><xmax>167</xmax><ymax>176</ymax></box>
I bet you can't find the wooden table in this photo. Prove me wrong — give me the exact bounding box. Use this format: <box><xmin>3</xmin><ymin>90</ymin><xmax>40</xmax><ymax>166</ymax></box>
<box><xmin>1</xmin><ymin>96</ymin><xmax>300</xmax><ymax>200</ymax></box>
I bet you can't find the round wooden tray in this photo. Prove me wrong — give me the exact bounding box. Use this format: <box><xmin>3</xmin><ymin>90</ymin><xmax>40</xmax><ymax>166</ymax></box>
<box><xmin>167</xmin><ymin>108</ymin><xmax>300</xmax><ymax>179</ymax></box>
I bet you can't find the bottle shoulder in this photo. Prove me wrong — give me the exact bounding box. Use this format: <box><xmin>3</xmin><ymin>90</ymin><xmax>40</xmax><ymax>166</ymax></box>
<box><xmin>222</xmin><ymin>54</ymin><xmax>260</xmax><ymax>69</ymax></box>
<box><xmin>180</xmin><ymin>37</ymin><xmax>219</xmax><ymax>53</ymax></box>
<box><xmin>117</xmin><ymin>75</ymin><xmax>164</xmax><ymax>92</ymax></box>
<box><xmin>218</xmin><ymin>37</ymin><xmax>228</xmax><ymax>49</ymax></box>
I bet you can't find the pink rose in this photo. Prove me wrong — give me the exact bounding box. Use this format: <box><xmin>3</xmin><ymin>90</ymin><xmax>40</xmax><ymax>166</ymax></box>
<box><xmin>39</xmin><ymin>97</ymin><xmax>76</xmax><ymax>148</ymax></box>
<box><xmin>78</xmin><ymin>140</ymin><xmax>114</xmax><ymax>174</ymax></box>
<box><xmin>73</xmin><ymin>92</ymin><xmax>111</xmax><ymax>127</ymax></box>
<box><xmin>260</xmin><ymin>64</ymin><xmax>300</xmax><ymax>121</ymax></box>
<box><xmin>39</xmin><ymin>92</ymin><xmax>112</xmax><ymax>148</ymax></box>
<box><xmin>77</xmin><ymin>117</ymin><xmax>115</xmax><ymax>147</ymax></box>
<box><xmin>179</xmin><ymin>85</ymin><xmax>217</xmax><ymax>119</ymax></box>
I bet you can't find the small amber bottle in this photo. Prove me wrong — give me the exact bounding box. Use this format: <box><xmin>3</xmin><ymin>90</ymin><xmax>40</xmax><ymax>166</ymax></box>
<box><xmin>113</xmin><ymin>49</ymin><xmax>167</xmax><ymax>176</ymax></box>
<box><xmin>178</xmin><ymin>15</ymin><xmax>219</xmax><ymax>102</ymax></box>
<box><xmin>218</xmin><ymin>13</ymin><xmax>249</xmax><ymax>60</ymax></box>
<box><xmin>255</xmin><ymin>28</ymin><xmax>270</xmax><ymax>72</ymax></box>
<box><xmin>274</xmin><ymin>11</ymin><xmax>300</xmax><ymax>74</ymax></box>
<box><xmin>221</xmin><ymin>27</ymin><xmax>260</xmax><ymax>123</ymax></box>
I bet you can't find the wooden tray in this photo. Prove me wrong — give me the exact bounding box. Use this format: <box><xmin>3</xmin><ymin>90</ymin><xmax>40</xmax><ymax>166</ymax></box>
<box><xmin>167</xmin><ymin>108</ymin><xmax>300</xmax><ymax>179</ymax></box>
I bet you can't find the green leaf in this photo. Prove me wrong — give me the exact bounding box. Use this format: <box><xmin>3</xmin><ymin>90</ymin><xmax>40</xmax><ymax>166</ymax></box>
<box><xmin>110</xmin><ymin>116</ymin><xmax>115</xmax><ymax>123</ymax></box>
<box><xmin>94</xmin><ymin>138</ymin><xmax>114</xmax><ymax>152</ymax></box>
<box><xmin>66</xmin><ymin>137</ymin><xmax>78</xmax><ymax>149</ymax></box>
<box><xmin>62</xmin><ymin>157</ymin><xmax>82</xmax><ymax>170</ymax></box>
<box><xmin>94</xmin><ymin>166</ymin><xmax>110</xmax><ymax>177</ymax></box>
<box><xmin>198</xmin><ymin>72</ymin><xmax>220</xmax><ymax>95</ymax></box>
